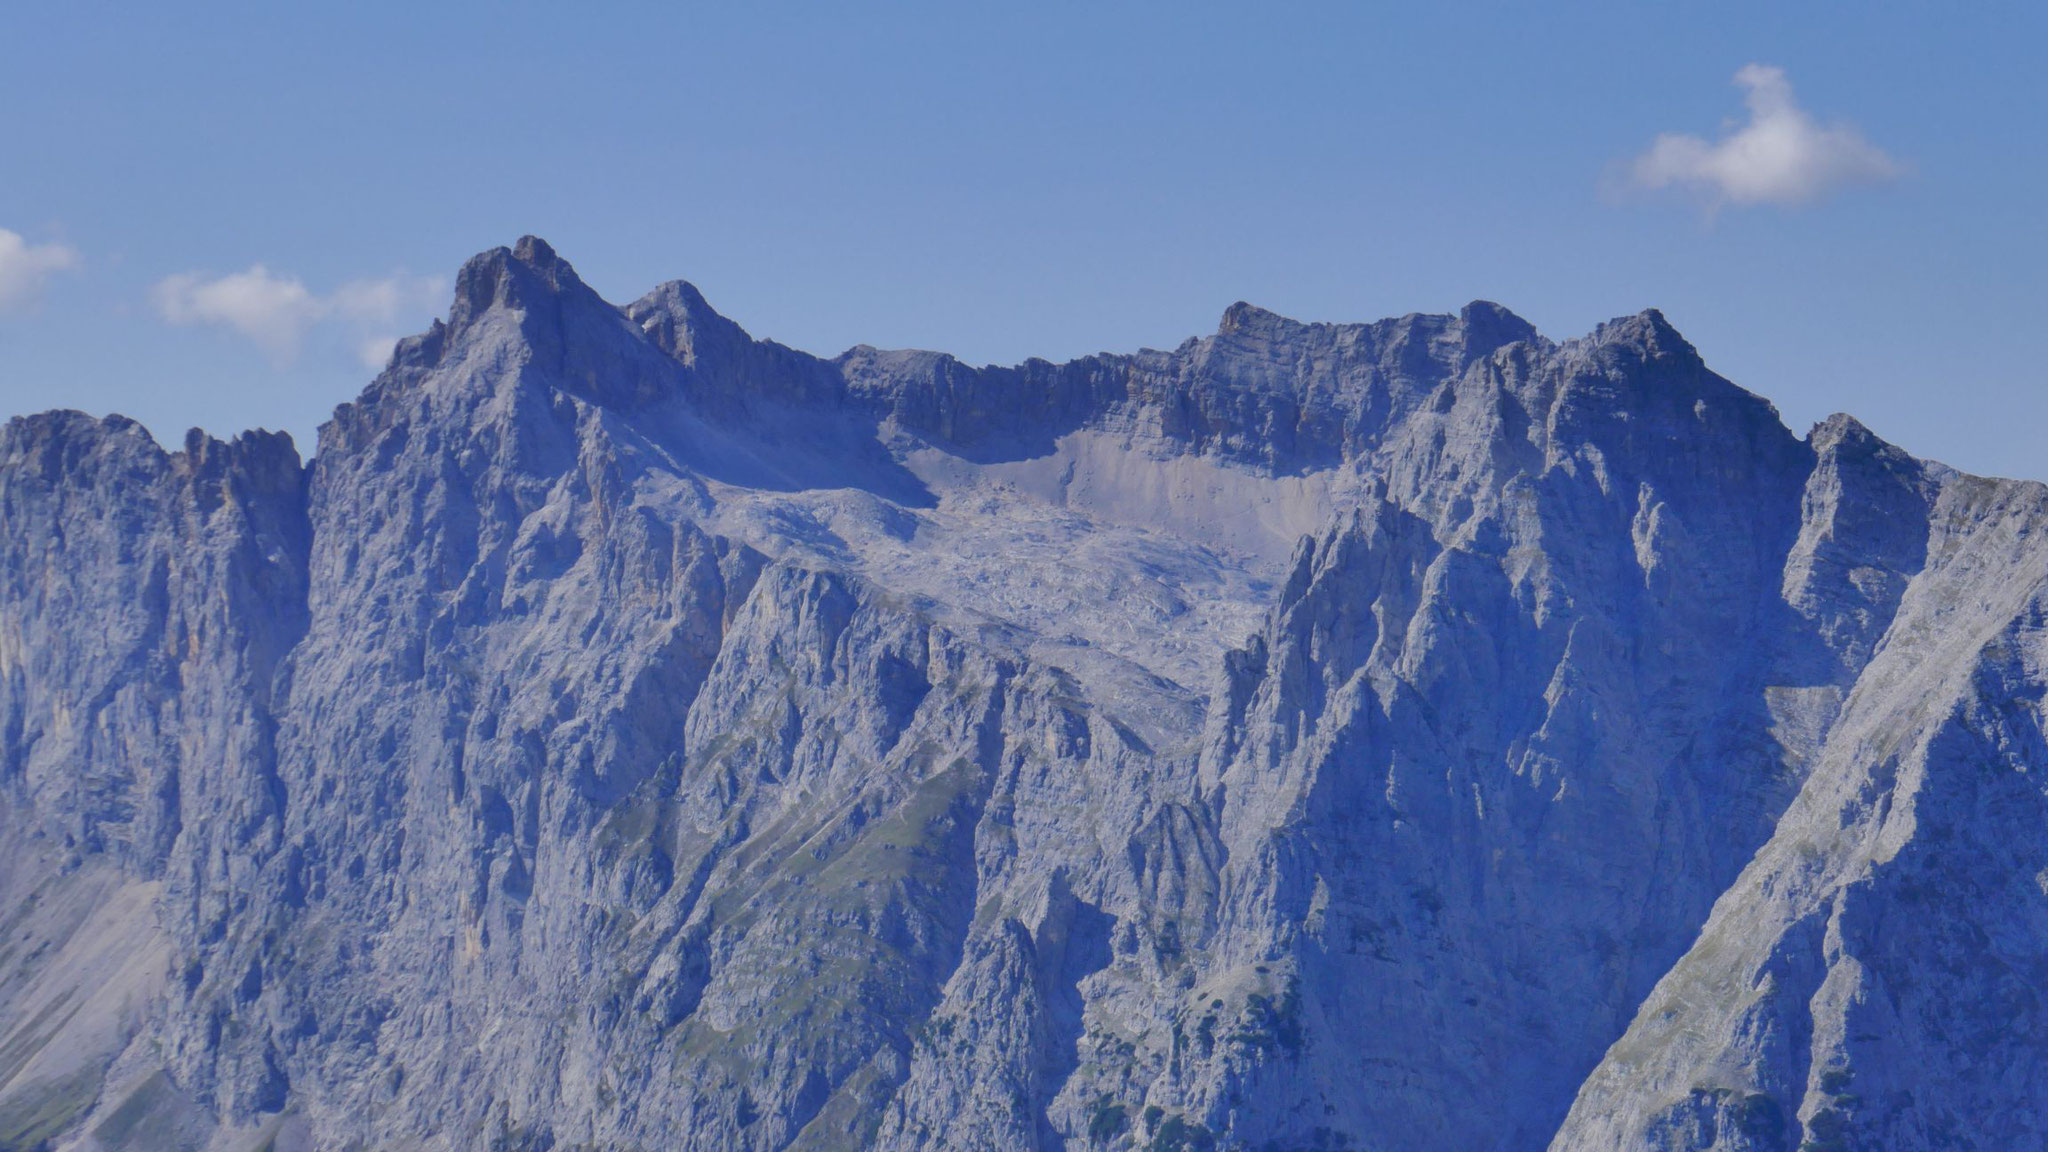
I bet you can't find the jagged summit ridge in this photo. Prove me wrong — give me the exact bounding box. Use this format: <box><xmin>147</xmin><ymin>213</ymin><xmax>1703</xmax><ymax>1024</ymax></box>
<box><xmin>2</xmin><ymin>238</ymin><xmax>2043</xmax><ymax>1152</ymax></box>
<box><xmin>355</xmin><ymin>235</ymin><xmax>1690</xmax><ymax>478</ymax></box>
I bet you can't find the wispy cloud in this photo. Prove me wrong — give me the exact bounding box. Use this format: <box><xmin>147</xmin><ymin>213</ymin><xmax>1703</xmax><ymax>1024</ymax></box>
<box><xmin>152</xmin><ymin>265</ymin><xmax>444</xmax><ymax>365</ymax></box>
<box><xmin>356</xmin><ymin>336</ymin><xmax>402</xmax><ymax>371</ymax></box>
<box><xmin>152</xmin><ymin>266</ymin><xmax>324</xmax><ymax>360</ymax></box>
<box><xmin>1627</xmin><ymin>65</ymin><xmax>1901</xmax><ymax>209</ymax></box>
<box><xmin>0</xmin><ymin>229</ymin><xmax>80</xmax><ymax>312</ymax></box>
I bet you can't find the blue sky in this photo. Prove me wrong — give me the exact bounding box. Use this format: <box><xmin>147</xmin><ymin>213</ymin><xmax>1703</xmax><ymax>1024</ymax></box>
<box><xmin>3</xmin><ymin>1</ymin><xmax>2042</xmax><ymax>478</ymax></box>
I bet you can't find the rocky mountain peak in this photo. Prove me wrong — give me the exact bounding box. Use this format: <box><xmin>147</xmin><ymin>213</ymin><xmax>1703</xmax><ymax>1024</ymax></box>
<box><xmin>441</xmin><ymin>233</ymin><xmax>615</xmax><ymax>347</ymax></box>
<box><xmin>1809</xmin><ymin>410</ymin><xmax>1891</xmax><ymax>454</ymax></box>
<box><xmin>625</xmin><ymin>279</ymin><xmax>754</xmax><ymax>372</ymax></box>
<box><xmin>1215</xmin><ymin>299</ymin><xmax>1286</xmax><ymax>335</ymax></box>
<box><xmin>1570</xmin><ymin>306</ymin><xmax>1702</xmax><ymax>371</ymax></box>
<box><xmin>1456</xmin><ymin>298</ymin><xmax>1542</xmax><ymax>362</ymax></box>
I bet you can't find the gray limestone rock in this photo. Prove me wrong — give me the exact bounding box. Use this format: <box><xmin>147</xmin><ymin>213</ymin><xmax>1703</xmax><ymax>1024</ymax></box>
<box><xmin>1</xmin><ymin>237</ymin><xmax>2042</xmax><ymax>1151</ymax></box>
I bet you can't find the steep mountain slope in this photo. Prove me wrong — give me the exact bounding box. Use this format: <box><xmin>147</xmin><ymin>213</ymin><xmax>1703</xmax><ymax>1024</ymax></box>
<box><xmin>1552</xmin><ymin>432</ymin><xmax>2048</xmax><ymax>1150</ymax></box>
<box><xmin>0</xmin><ymin>237</ymin><xmax>2040</xmax><ymax>1151</ymax></box>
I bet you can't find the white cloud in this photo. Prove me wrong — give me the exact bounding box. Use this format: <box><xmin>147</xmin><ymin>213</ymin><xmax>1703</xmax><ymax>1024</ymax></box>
<box><xmin>357</xmin><ymin>336</ymin><xmax>400</xmax><ymax>371</ymax></box>
<box><xmin>152</xmin><ymin>266</ymin><xmax>324</xmax><ymax>360</ymax></box>
<box><xmin>152</xmin><ymin>266</ymin><xmax>445</xmax><ymax>365</ymax></box>
<box><xmin>329</xmin><ymin>275</ymin><xmax>445</xmax><ymax>325</ymax></box>
<box><xmin>0</xmin><ymin>229</ymin><xmax>80</xmax><ymax>312</ymax></box>
<box><xmin>1629</xmin><ymin>64</ymin><xmax>1901</xmax><ymax>208</ymax></box>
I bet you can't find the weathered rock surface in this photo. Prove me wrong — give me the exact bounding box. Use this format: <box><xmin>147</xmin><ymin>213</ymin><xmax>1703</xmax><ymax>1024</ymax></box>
<box><xmin>1</xmin><ymin>236</ymin><xmax>2043</xmax><ymax>1151</ymax></box>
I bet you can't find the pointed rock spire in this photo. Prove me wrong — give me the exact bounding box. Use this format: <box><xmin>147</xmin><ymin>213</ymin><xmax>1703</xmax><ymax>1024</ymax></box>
<box><xmin>626</xmin><ymin>279</ymin><xmax>752</xmax><ymax>370</ymax></box>
<box><xmin>1455</xmin><ymin>300</ymin><xmax>1540</xmax><ymax>363</ymax></box>
<box><xmin>445</xmin><ymin>233</ymin><xmax>604</xmax><ymax>339</ymax></box>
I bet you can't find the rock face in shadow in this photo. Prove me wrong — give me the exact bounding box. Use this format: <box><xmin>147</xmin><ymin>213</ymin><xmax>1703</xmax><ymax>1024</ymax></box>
<box><xmin>1</xmin><ymin>237</ymin><xmax>2044</xmax><ymax>1151</ymax></box>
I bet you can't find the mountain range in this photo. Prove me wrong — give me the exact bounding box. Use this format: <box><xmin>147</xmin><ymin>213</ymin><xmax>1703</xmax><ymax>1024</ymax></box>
<box><xmin>2</xmin><ymin>236</ymin><xmax>2043</xmax><ymax>1151</ymax></box>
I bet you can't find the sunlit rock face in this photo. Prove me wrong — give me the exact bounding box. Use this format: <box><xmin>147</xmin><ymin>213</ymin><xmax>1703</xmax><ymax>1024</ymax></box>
<box><xmin>2</xmin><ymin>237</ymin><xmax>2042</xmax><ymax>1152</ymax></box>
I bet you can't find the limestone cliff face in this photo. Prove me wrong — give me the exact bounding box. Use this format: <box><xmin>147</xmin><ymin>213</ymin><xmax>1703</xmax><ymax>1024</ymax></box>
<box><xmin>0</xmin><ymin>238</ymin><xmax>2041</xmax><ymax>1152</ymax></box>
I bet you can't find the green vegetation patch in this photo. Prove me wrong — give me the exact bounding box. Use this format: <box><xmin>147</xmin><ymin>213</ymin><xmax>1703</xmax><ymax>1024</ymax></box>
<box><xmin>91</xmin><ymin>1070</ymin><xmax>186</xmax><ymax>1148</ymax></box>
<box><xmin>1087</xmin><ymin>1097</ymin><xmax>1128</xmax><ymax>1141</ymax></box>
<box><xmin>1147</xmin><ymin>1114</ymin><xmax>1217</xmax><ymax>1152</ymax></box>
<box><xmin>0</xmin><ymin>1062</ymin><xmax>105</xmax><ymax>1152</ymax></box>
